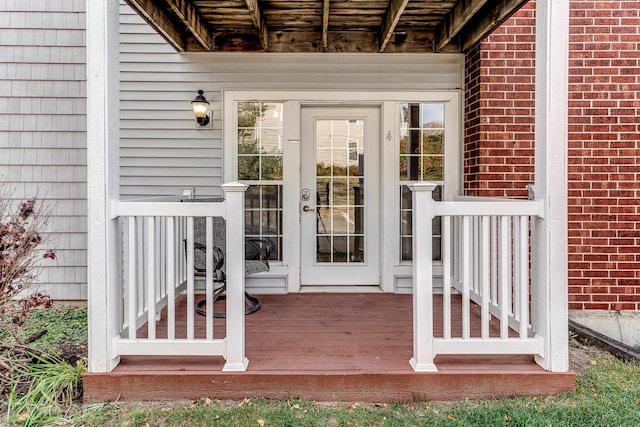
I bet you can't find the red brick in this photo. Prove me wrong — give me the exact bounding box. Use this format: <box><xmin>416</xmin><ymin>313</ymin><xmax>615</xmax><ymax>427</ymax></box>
<box><xmin>464</xmin><ymin>0</ymin><xmax>640</xmax><ymax>309</ymax></box>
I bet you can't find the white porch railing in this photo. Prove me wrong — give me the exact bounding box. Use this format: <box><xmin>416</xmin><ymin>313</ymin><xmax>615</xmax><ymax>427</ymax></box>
<box><xmin>112</xmin><ymin>182</ymin><xmax>249</xmax><ymax>372</ymax></box>
<box><xmin>410</xmin><ymin>182</ymin><xmax>545</xmax><ymax>372</ymax></box>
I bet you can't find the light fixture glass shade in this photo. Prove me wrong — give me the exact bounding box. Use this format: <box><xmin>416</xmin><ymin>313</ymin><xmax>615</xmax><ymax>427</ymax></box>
<box><xmin>191</xmin><ymin>90</ymin><xmax>210</xmax><ymax>125</ymax></box>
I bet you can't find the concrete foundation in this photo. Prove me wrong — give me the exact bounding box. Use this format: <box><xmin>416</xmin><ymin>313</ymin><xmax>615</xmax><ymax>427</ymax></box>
<box><xmin>569</xmin><ymin>310</ymin><xmax>640</xmax><ymax>349</ymax></box>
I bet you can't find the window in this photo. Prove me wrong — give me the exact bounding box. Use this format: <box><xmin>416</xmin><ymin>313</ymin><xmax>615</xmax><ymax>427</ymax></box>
<box><xmin>237</xmin><ymin>102</ymin><xmax>284</xmax><ymax>260</ymax></box>
<box><xmin>399</xmin><ymin>103</ymin><xmax>444</xmax><ymax>261</ymax></box>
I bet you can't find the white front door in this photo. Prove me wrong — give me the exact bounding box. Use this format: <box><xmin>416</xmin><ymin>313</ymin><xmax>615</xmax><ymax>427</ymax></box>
<box><xmin>300</xmin><ymin>107</ymin><xmax>380</xmax><ymax>286</ymax></box>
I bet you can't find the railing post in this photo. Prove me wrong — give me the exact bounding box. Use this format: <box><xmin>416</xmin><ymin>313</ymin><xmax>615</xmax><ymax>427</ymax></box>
<box><xmin>221</xmin><ymin>182</ymin><xmax>249</xmax><ymax>372</ymax></box>
<box><xmin>409</xmin><ymin>182</ymin><xmax>438</xmax><ymax>372</ymax></box>
<box><xmin>533</xmin><ymin>0</ymin><xmax>569</xmax><ymax>372</ymax></box>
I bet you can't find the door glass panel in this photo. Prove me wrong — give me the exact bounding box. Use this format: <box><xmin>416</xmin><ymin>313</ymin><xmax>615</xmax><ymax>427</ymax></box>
<box><xmin>315</xmin><ymin>119</ymin><xmax>365</xmax><ymax>264</ymax></box>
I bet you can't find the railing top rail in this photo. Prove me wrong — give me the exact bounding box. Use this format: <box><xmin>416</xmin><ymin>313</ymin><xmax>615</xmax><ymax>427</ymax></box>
<box><xmin>452</xmin><ymin>194</ymin><xmax>525</xmax><ymax>202</ymax></box>
<box><xmin>433</xmin><ymin>200</ymin><xmax>543</xmax><ymax>217</ymax></box>
<box><xmin>115</xmin><ymin>200</ymin><xmax>226</xmax><ymax>218</ymax></box>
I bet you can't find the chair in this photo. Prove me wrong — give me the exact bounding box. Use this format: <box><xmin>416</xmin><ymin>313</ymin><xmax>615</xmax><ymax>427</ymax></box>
<box><xmin>186</xmin><ymin>209</ymin><xmax>271</xmax><ymax>318</ymax></box>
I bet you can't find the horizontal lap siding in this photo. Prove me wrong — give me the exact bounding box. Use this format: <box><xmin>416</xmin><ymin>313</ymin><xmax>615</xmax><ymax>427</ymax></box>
<box><xmin>464</xmin><ymin>0</ymin><xmax>640</xmax><ymax>311</ymax></box>
<box><xmin>0</xmin><ymin>0</ymin><xmax>87</xmax><ymax>300</ymax></box>
<box><xmin>119</xmin><ymin>3</ymin><xmax>464</xmax><ymax>199</ymax></box>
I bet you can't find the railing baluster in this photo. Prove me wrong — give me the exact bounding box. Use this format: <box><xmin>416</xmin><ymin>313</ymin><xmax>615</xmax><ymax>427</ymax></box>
<box><xmin>155</xmin><ymin>218</ymin><xmax>162</xmax><ymax>322</ymax></box>
<box><xmin>462</xmin><ymin>215</ymin><xmax>470</xmax><ymax>340</ymax></box>
<box><xmin>127</xmin><ymin>217</ymin><xmax>137</xmax><ymax>340</ymax></box>
<box><xmin>137</xmin><ymin>217</ymin><xmax>145</xmax><ymax>319</ymax></box>
<box><xmin>167</xmin><ymin>217</ymin><xmax>176</xmax><ymax>341</ymax></box>
<box><xmin>499</xmin><ymin>215</ymin><xmax>510</xmax><ymax>339</ymax></box>
<box><xmin>443</xmin><ymin>215</ymin><xmax>451</xmax><ymax>340</ymax></box>
<box><xmin>205</xmin><ymin>216</ymin><xmax>214</xmax><ymax>340</ymax></box>
<box><xmin>473</xmin><ymin>216</ymin><xmax>479</xmax><ymax>293</ymax></box>
<box><xmin>513</xmin><ymin>216</ymin><xmax>521</xmax><ymax>321</ymax></box>
<box><xmin>518</xmin><ymin>215</ymin><xmax>529</xmax><ymax>338</ymax></box>
<box><xmin>481</xmin><ymin>215</ymin><xmax>490</xmax><ymax>339</ymax></box>
<box><xmin>506</xmin><ymin>215</ymin><xmax>513</xmax><ymax>317</ymax></box>
<box><xmin>186</xmin><ymin>216</ymin><xmax>195</xmax><ymax>341</ymax></box>
<box><xmin>146</xmin><ymin>217</ymin><xmax>156</xmax><ymax>340</ymax></box>
<box><xmin>490</xmin><ymin>215</ymin><xmax>498</xmax><ymax>306</ymax></box>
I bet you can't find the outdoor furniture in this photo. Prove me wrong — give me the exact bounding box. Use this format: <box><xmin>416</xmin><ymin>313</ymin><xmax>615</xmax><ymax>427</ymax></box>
<box><xmin>184</xmin><ymin>199</ymin><xmax>271</xmax><ymax>317</ymax></box>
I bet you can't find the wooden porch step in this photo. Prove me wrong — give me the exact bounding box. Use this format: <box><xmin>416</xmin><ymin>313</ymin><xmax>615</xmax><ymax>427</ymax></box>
<box><xmin>84</xmin><ymin>294</ymin><xmax>575</xmax><ymax>402</ymax></box>
<box><xmin>84</xmin><ymin>355</ymin><xmax>574</xmax><ymax>402</ymax></box>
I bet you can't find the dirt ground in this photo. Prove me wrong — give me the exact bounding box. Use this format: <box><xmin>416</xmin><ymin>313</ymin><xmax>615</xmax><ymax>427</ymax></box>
<box><xmin>569</xmin><ymin>335</ymin><xmax>615</xmax><ymax>373</ymax></box>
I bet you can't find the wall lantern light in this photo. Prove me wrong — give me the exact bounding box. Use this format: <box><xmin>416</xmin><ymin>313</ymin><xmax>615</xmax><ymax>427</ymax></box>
<box><xmin>191</xmin><ymin>90</ymin><xmax>210</xmax><ymax>126</ymax></box>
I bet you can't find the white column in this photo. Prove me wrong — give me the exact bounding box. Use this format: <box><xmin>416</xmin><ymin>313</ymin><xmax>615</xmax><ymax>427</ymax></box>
<box><xmin>86</xmin><ymin>0</ymin><xmax>121</xmax><ymax>372</ymax></box>
<box><xmin>409</xmin><ymin>182</ymin><xmax>438</xmax><ymax>372</ymax></box>
<box><xmin>533</xmin><ymin>0</ymin><xmax>570</xmax><ymax>372</ymax></box>
<box><xmin>222</xmin><ymin>182</ymin><xmax>249</xmax><ymax>372</ymax></box>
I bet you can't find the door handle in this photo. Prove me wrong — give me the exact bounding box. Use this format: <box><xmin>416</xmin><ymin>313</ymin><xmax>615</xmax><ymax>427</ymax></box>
<box><xmin>302</xmin><ymin>205</ymin><xmax>314</xmax><ymax>212</ymax></box>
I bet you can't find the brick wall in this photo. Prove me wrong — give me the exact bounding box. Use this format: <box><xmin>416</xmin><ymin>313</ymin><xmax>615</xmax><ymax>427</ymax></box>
<box><xmin>464</xmin><ymin>0</ymin><xmax>640</xmax><ymax>310</ymax></box>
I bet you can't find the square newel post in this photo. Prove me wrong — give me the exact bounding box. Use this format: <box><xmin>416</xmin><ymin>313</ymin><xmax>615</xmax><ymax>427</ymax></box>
<box><xmin>533</xmin><ymin>0</ymin><xmax>570</xmax><ymax>372</ymax></box>
<box><xmin>86</xmin><ymin>0</ymin><xmax>121</xmax><ymax>373</ymax></box>
<box><xmin>409</xmin><ymin>182</ymin><xmax>438</xmax><ymax>372</ymax></box>
<box><xmin>221</xmin><ymin>182</ymin><xmax>249</xmax><ymax>372</ymax></box>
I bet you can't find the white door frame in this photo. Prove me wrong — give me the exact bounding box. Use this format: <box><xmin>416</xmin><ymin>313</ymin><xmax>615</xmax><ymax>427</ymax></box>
<box><xmin>223</xmin><ymin>91</ymin><xmax>461</xmax><ymax>293</ymax></box>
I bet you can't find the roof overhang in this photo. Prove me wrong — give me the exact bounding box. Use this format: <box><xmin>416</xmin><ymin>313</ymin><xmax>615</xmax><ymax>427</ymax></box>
<box><xmin>125</xmin><ymin>0</ymin><xmax>530</xmax><ymax>53</ymax></box>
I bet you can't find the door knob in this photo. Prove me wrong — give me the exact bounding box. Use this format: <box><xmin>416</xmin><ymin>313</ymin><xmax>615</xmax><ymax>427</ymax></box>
<box><xmin>303</xmin><ymin>205</ymin><xmax>313</xmax><ymax>212</ymax></box>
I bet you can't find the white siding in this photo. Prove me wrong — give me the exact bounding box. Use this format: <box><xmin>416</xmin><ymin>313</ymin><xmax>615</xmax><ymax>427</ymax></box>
<box><xmin>0</xmin><ymin>0</ymin><xmax>87</xmax><ymax>300</ymax></box>
<box><xmin>119</xmin><ymin>4</ymin><xmax>464</xmax><ymax>198</ymax></box>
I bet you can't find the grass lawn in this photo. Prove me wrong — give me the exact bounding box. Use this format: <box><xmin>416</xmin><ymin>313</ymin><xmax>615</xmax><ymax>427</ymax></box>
<box><xmin>3</xmin><ymin>306</ymin><xmax>640</xmax><ymax>426</ymax></box>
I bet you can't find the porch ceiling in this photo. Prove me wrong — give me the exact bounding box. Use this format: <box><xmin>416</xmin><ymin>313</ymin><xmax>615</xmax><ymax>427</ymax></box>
<box><xmin>125</xmin><ymin>0</ymin><xmax>529</xmax><ymax>54</ymax></box>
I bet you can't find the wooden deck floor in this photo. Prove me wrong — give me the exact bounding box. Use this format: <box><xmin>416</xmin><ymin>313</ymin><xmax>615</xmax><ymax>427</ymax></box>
<box><xmin>84</xmin><ymin>293</ymin><xmax>575</xmax><ymax>402</ymax></box>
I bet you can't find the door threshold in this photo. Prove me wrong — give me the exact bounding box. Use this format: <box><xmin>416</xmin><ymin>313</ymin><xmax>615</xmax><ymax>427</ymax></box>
<box><xmin>299</xmin><ymin>285</ymin><xmax>383</xmax><ymax>293</ymax></box>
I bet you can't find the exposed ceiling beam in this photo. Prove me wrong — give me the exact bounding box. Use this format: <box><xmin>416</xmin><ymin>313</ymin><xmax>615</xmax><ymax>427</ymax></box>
<box><xmin>125</xmin><ymin>0</ymin><xmax>186</xmax><ymax>52</ymax></box>
<box><xmin>378</xmin><ymin>0</ymin><xmax>409</xmax><ymax>52</ymax></box>
<box><xmin>460</xmin><ymin>0</ymin><xmax>529</xmax><ymax>52</ymax></box>
<box><xmin>165</xmin><ymin>0</ymin><xmax>213</xmax><ymax>52</ymax></box>
<box><xmin>322</xmin><ymin>0</ymin><xmax>330</xmax><ymax>51</ymax></box>
<box><xmin>436</xmin><ymin>0</ymin><xmax>489</xmax><ymax>52</ymax></box>
<box><xmin>244</xmin><ymin>0</ymin><xmax>270</xmax><ymax>51</ymax></box>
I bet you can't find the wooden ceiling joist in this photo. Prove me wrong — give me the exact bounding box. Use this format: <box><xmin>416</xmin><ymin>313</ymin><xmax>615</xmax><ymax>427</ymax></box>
<box><xmin>378</xmin><ymin>0</ymin><xmax>410</xmax><ymax>52</ymax></box>
<box><xmin>165</xmin><ymin>0</ymin><xmax>213</xmax><ymax>51</ymax></box>
<box><xmin>244</xmin><ymin>0</ymin><xmax>270</xmax><ymax>51</ymax></box>
<box><xmin>125</xmin><ymin>0</ymin><xmax>529</xmax><ymax>54</ymax></box>
<box><xmin>125</xmin><ymin>0</ymin><xmax>187</xmax><ymax>51</ymax></box>
<box><xmin>436</xmin><ymin>0</ymin><xmax>489</xmax><ymax>52</ymax></box>
<box><xmin>460</xmin><ymin>0</ymin><xmax>529</xmax><ymax>52</ymax></box>
<box><xmin>322</xmin><ymin>0</ymin><xmax>330</xmax><ymax>51</ymax></box>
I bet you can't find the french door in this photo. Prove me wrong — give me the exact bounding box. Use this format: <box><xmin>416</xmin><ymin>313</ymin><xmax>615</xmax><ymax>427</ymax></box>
<box><xmin>300</xmin><ymin>107</ymin><xmax>380</xmax><ymax>286</ymax></box>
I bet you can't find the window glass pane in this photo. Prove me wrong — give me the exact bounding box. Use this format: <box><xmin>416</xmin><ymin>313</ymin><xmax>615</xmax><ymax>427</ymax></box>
<box><xmin>260</xmin><ymin>128</ymin><xmax>283</xmax><ymax>154</ymax></box>
<box><xmin>238</xmin><ymin>102</ymin><xmax>260</xmax><ymax>127</ymax></box>
<box><xmin>238</xmin><ymin>129</ymin><xmax>258</xmax><ymax>154</ymax></box>
<box><xmin>422</xmin><ymin>130</ymin><xmax>444</xmax><ymax>155</ymax></box>
<box><xmin>261</xmin><ymin>155</ymin><xmax>283</xmax><ymax>180</ymax></box>
<box><xmin>421</xmin><ymin>156</ymin><xmax>444</xmax><ymax>181</ymax></box>
<box><xmin>238</xmin><ymin>156</ymin><xmax>259</xmax><ymax>180</ymax></box>
<box><xmin>420</xmin><ymin>103</ymin><xmax>445</xmax><ymax>128</ymax></box>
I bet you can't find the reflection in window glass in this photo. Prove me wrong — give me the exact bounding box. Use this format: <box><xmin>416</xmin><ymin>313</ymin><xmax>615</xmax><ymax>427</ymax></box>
<box><xmin>237</xmin><ymin>102</ymin><xmax>283</xmax><ymax>181</ymax></box>
<box><xmin>237</xmin><ymin>102</ymin><xmax>284</xmax><ymax>260</ymax></box>
<box><xmin>399</xmin><ymin>103</ymin><xmax>445</xmax><ymax>262</ymax></box>
<box><xmin>315</xmin><ymin>119</ymin><xmax>365</xmax><ymax>263</ymax></box>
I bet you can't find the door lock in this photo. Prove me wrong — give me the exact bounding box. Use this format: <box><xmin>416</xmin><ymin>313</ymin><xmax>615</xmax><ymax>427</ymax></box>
<box><xmin>302</xmin><ymin>188</ymin><xmax>310</xmax><ymax>201</ymax></box>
